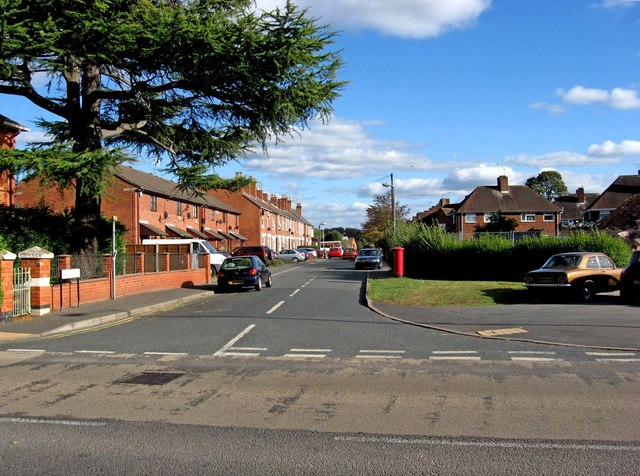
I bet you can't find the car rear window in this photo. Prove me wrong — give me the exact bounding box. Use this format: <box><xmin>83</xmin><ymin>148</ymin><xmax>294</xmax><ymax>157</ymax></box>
<box><xmin>222</xmin><ymin>257</ymin><xmax>253</xmax><ymax>270</ymax></box>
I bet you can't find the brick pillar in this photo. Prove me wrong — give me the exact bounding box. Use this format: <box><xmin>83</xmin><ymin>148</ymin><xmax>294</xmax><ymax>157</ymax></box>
<box><xmin>58</xmin><ymin>255</ymin><xmax>71</xmax><ymax>271</ymax></box>
<box><xmin>0</xmin><ymin>250</ymin><xmax>17</xmax><ymax>322</ymax></box>
<box><xmin>103</xmin><ymin>254</ymin><xmax>112</xmax><ymax>277</ymax></box>
<box><xmin>202</xmin><ymin>253</ymin><xmax>211</xmax><ymax>283</ymax></box>
<box><xmin>135</xmin><ymin>252</ymin><xmax>145</xmax><ymax>274</ymax></box>
<box><xmin>18</xmin><ymin>246</ymin><xmax>54</xmax><ymax>316</ymax></box>
<box><xmin>162</xmin><ymin>253</ymin><xmax>170</xmax><ymax>272</ymax></box>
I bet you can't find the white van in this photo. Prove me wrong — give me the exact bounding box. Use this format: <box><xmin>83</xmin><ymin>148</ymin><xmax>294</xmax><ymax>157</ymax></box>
<box><xmin>141</xmin><ymin>239</ymin><xmax>227</xmax><ymax>273</ymax></box>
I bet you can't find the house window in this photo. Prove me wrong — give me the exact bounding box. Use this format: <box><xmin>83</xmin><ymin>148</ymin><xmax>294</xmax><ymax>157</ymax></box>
<box><xmin>176</xmin><ymin>201</ymin><xmax>182</xmax><ymax>215</ymax></box>
<box><xmin>192</xmin><ymin>206</ymin><xmax>198</xmax><ymax>219</ymax></box>
<box><xmin>521</xmin><ymin>212</ymin><xmax>535</xmax><ymax>222</ymax></box>
<box><xmin>561</xmin><ymin>219</ymin><xmax>571</xmax><ymax>227</ymax></box>
<box><xmin>210</xmin><ymin>208</ymin><xmax>215</xmax><ymax>221</ymax></box>
<box><xmin>543</xmin><ymin>212</ymin><xmax>554</xmax><ymax>222</ymax></box>
<box><xmin>150</xmin><ymin>195</ymin><xmax>157</xmax><ymax>212</ymax></box>
<box><xmin>465</xmin><ymin>213</ymin><xmax>476</xmax><ymax>224</ymax></box>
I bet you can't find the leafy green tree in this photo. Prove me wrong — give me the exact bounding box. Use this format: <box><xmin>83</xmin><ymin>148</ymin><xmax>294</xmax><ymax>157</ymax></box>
<box><xmin>361</xmin><ymin>192</ymin><xmax>409</xmax><ymax>246</ymax></box>
<box><xmin>0</xmin><ymin>0</ymin><xmax>345</xmax><ymax>259</ymax></box>
<box><xmin>525</xmin><ymin>171</ymin><xmax>568</xmax><ymax>202</ymax></box>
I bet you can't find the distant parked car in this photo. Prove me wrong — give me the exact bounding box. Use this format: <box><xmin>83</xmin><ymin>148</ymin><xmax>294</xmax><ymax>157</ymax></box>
<box><xmin>620</xmin><ymin>250</ymin><xmax>640</xmax><ymax>304</ymax></box>
<box><xmin>278</xmin><ymin>249</ymin><xmax>307</xmax><ymax>263</ymax></box>
<box><xmin>342</xmin><ymin>248</ymin><xmax>357</xmax><ymax>260</ymax></box>
<box><xmin>216</xmin><ymin>255</ymin><xmax>272</xmax><ymax>292</ymax></box>
<box><xmin>297</xmin><ymin>247</ymin><xmax>317</xmax><ymax>258</ymax></box>
<box><xmin>328</xmin><ymin>247</ymin><xmax>343</xmax><ymax>259</ymax></box>
<box><xmin>355</xmin><ymin>248</ymin><xmax>383</xmax><ymax>270</ymax></box>
<box><xmin>524</xmin><ymin>252</ymin><xmax>623</xmax><ymax>302</ymax></box>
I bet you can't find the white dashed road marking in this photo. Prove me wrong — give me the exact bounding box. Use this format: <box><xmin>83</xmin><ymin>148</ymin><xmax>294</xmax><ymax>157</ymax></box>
<box><xmin>356</xmin><ymin>350</ymin><xmax>405</xmax><ymax>359</ymax></box>
<box><xmin>266</xmin><ymin>301</ymin><xmax>285</xmax><ymax>315</ymax></box>
<box><xmin>430</xmin><ymin>350</ymin><xmax>481</xmax><ymax>361</ymax></box>
<box><xmin>283</xmin><ymin>348</ymin><xmax>330</xmax><ymax>358</ymax></box>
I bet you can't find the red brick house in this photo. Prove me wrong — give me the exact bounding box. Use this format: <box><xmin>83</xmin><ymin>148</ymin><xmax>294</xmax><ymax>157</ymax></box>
<box><xmin>554</xmin><ymin>187</ymin><xmax>599</xmax><ymax>229</ymax></box>
<box><xmin>453</xmin><ymin>176</ymin><xmax>561</xmax><ymax>238</ymax></box>
<box><xmin>584</xmin><ymin>174</ymin><xmax>640</xmax><ymax>224</ymax></box>
<box><xmin>16</xmin><ymin>165</ymin><xmax>244</xmax><ymax>251</ymax></box>
<box><xmin>414</xmin><ymin>197</ymin><xmax>458</xmax><ymax>232</ymax></box>
<box><xmin>0</xmin><ymin>114</ymin><xmax>29</xmax><ymax>207</ymax></box>
<box><xmin>207</xmin><ymin>176</ymin><xmax>314</xmax><ymax>252</ymax></box>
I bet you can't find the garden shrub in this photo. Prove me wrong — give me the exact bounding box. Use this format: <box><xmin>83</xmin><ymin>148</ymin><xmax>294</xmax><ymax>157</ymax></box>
<box><xmin>388</xmin><ymin>224</ymin><xmax>632</xmax><ymax>281</ymax></box>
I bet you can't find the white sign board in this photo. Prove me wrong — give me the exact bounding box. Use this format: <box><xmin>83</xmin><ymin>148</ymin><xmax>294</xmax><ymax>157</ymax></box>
<box><xmin>60</xmin><ymin>268</ymin><xmax>80</xmax><ymax>280</ymax></box>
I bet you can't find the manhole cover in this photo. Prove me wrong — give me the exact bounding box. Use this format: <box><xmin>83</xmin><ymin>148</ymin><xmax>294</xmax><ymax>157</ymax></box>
<box><xmin>116</xmin><ymin>372</ymin><xmax>184</xmax><ymax>385</ymax></box>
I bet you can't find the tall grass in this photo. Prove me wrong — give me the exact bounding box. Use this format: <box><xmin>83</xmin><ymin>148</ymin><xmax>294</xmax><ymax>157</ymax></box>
<box><xmin>387</xmin><ymin>223</ymin><xmax>632</xmax><ymax>281</ymax></box>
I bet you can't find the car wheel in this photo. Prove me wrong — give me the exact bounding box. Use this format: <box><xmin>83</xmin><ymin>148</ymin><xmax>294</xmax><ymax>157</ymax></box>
<box><xmin>255</xmin><ymin>277</ymin><xmax>262</xmax><ymax>291</ymax></box>
<box><xmin>292</xmin><ymin>257</ymin><xmax>299</xmax><ymax>263</ymax></box>
<box><xmin>620</xmin><ymin>286</ymin><xmax>633</xmax><ymax>304</ymax></box>
<box><xmin>265</xmin><ymin>274</ymin><xmax>272</xmax><ymax>287</ymax></box>
<box><xmin>216</xmin><ymin>285</ymin><xmax>227</xmax><ymax>294</ymax></box>
<box><xmin>576</xmin><ymin>282</ymin><xmax>595</xmax><ymax>303</ymax></box>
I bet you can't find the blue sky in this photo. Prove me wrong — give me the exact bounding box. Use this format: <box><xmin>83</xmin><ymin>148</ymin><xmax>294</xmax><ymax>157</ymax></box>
<box><xmin>4</xmin><ymin>0</ymin><xmax>640</xmax><ymax>230</ymax></box>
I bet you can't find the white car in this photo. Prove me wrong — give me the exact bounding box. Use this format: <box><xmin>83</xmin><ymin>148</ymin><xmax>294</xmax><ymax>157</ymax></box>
<box><xmin>278</xmin><ymin>249</ymin><xmax>307</xmax><ymax>263</ymax></box>
<box><xmin>297</xmin><ymin>247</ymin><xmax>317</xmax><ymax>258</ymax></box>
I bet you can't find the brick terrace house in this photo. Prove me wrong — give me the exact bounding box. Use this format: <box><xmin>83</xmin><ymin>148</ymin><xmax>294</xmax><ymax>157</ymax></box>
<box><xmin>413</xmin><ymin>198</ymin><xmax>459</xmax><ymax>232</ymax></box>
<box><xmin>554</xmin><ymin>187</ymin><xmax>599</xmax><ymax>230</ymax></box>
<box><xmin>207</xmin><ymin>176</ymin><xmax>313</xmax><ymax>252</ymax></box>
<box><xmin>16</xmin><ymin>165</ymin><xmax>245</xmax><ymax>252</ymax></box>
<box><xmin>0</xmin><ymin>114</ymin><xmax>29</xmax><ymax>207</ymax></box>
<box><xmin>453</xmin><ymin>176</ymin><xmax>561</xmax><ymax>237</ymax></box>
<box><xmin>584</xmin><ymin>173</ymin><xmax>640</xmax><ymax>224</ymax></box>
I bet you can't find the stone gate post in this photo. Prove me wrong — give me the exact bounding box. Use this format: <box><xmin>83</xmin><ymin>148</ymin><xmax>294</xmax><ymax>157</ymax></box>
<box><xmin>18</xmin><ymin>246</ymin><xmax>54</xmax><ymax>316</ymax></box>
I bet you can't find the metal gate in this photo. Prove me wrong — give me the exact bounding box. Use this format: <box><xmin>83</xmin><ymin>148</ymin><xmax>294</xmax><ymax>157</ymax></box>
<box><xmin>13</xmin><ymin>267</ymin><xmax>31</xmax><ymax>317</ymax></box>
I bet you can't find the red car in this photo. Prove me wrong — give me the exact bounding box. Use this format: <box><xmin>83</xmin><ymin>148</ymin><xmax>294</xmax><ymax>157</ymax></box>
<box><xmin>342</xmin><ymin>248</ymin><xmax>357</xmax><ymax>260</ymax></box>
<box><xmin>328</xmin><ymin>247</ymin><xmax>343</xmax><ymax>259</ymax></box>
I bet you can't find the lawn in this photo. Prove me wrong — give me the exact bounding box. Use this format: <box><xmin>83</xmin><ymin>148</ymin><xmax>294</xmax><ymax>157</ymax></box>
<box><xmin>367</xmin><ymin>277</ymin><xmax>528</xmax><ymax>306</ymax></box>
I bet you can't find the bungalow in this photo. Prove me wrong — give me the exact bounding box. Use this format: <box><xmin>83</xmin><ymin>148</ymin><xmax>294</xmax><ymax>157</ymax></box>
<box><xmin>453</xmin><ymin>176</ymin><xmax>561</xmax><ymax>238</ymax></box>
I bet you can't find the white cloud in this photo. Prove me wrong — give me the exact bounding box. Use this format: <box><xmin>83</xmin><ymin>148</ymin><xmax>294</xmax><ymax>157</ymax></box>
<box><xmin>245</xmin><ymin>117</ymin><xmax>440</xmax><ymax>178</ymax></box>
<box><xmin>529</xmin><ymin>102</ymin><xmax>566</xmax><ymax>114</ymax></box>
<box><xmin>442</xmin><ymin>164</ymin><xmax>522</xmax><ymax>191</ymax></box>
<box><xmin>587</xmin><ymin>139</ymin><xmax>640</xmax><ymax>157</ymax></box>
<box><xmin>254</xmin><ymin>0</ymin><xmax>492</xmax><ymax>39</ymax></box>
<box><xmin>558</xmin><ymin>86</ymin><xmax>640</xmax><ymax>110</ymax></box>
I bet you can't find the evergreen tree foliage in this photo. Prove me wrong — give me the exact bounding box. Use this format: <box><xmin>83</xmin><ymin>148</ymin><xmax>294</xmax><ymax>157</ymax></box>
<box><xmin>0</xmin><ymin>0</ymin><xmax>345</xmax><ymax>256</ymax></box>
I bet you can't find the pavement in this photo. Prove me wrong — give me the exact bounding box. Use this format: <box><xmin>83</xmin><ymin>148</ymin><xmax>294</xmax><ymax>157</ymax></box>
<box><xmin>1</xmin><ymin>268</ymin><xmax>639</xmax><ymax>351</ymax></box>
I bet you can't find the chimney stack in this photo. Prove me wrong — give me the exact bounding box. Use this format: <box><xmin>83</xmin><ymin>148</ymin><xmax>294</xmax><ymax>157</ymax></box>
<box><xmin>576</xmin><ymin>187</ymin><xmax>585</xmax><ymax>204</ymax></box>
<box><xmin>296</xmin><ymin>203</ymin><xmax>302</xmax><ymax>216</ymax></box>
<box><xmin>497</xmin><ymin>175</ymin><xmax>509</xmax><ymax>193</ymax></box>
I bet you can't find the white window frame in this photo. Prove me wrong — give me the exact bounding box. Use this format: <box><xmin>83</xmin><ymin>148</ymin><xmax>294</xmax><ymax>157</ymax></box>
<box><xmin>543</xmin><ymin>212</ymin><xmax>554</xmax><ymax>222</ymax></box>
<box><xmin>521</xmin><ymin>212</ymin><xmax>535</xmax><ymax>222</ymax></box>
<box><xmin>465</xmin><ymin>213</ymin><xmax>476</xmax><ymax>224</ymax></box>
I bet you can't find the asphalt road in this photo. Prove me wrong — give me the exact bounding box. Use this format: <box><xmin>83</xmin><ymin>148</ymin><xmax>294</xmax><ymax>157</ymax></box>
<box><xmin>0</xmin><ymin>259</ymin><xmax>638</xmax><ymax>474</ymax></box>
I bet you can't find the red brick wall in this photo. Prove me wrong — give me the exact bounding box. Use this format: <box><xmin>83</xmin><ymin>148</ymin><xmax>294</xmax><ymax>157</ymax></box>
<box><xmin>0</xmin><ymin>258</ymin><xmax>14</xmax><ymax>319</ymax></box>
<box><xmin>50</xmin><ymin>266</ymin><xmax>210</xmax><ymax>311</ymax></box>
<box><xmin>456</xmin><ymin>212</ymin><xmax>559</xmax><ymax>237</ymax></box>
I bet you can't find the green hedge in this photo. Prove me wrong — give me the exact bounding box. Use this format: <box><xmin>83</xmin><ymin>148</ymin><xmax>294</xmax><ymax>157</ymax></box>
<box><xmin>386</xmin><ymin>222</ymin><xmax>632</xmax><ymax>282</ymax></box>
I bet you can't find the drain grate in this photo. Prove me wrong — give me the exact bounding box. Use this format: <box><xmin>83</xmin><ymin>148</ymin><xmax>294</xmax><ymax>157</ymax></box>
<box><xmin>115</xmin><ymin>372</ymin><xmax>184</xmax><ymax>385</ymax></box>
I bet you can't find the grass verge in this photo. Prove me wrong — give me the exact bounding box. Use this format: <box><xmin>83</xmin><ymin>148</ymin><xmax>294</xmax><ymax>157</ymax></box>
<box><xmin>368</xmin><ymin>277</ymin><xmax>528</xmax><ymax>306</ymax></box>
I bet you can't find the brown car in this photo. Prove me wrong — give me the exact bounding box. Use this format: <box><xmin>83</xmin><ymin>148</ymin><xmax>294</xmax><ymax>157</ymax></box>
<box><xmin>231</xmin><ymin>246</ymin><xmax>274</xmax><ymax>263</ymax></box>
<box><xmin>524</xmin><ymin>252</ymin><xmax>623</xmax><ymax>302</ymax></box>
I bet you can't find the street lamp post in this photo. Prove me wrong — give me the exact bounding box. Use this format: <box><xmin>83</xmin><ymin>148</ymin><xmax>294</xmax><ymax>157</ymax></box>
<box><xmin>382</xmin><ymin>173</ymin><xmax>396</xmax><ymax>236</ymax></box>
<box><xmin>319</xmin><ymin>222</ymin><xmax>326</xmax><ymax>258</ymax></box>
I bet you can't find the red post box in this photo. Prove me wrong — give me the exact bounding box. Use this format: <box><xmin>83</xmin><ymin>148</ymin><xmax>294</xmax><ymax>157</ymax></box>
<box><xmin>392</xmin><ymin>247</ymin><xmax>404</xmax><ymax>277</ymax></box>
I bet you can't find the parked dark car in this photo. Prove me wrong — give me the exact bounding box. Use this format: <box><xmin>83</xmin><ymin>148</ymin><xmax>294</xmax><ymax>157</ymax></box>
<box><xmin>355</xmin><ymin>248</ymin><xmax>383</xmax><ymax>270</ymax></box>
<box><xmin>524</xmin><ymin>252</ymin><xmax>623</xmax><ymax>302</ymax></box>
<box><xmin>231</xmin><ymin>245</ymin><xmax>274</xmax><ymax>263</ymax></box>
<box><xmin>216</xmin><ymin>255</ymin><xmax>272</xmax><ymax>292</ymax></box>
<box><xmin>620</xmin><ymin>250</ymin><xmax>640</xmax><ymax>304</ymax></box>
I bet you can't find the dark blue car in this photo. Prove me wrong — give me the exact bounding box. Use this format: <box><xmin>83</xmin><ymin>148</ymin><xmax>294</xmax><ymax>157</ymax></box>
<box><xmin>216</xmin><ymin>255</ymin><xmax>272</xmax><ymax>292</ymax></box>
